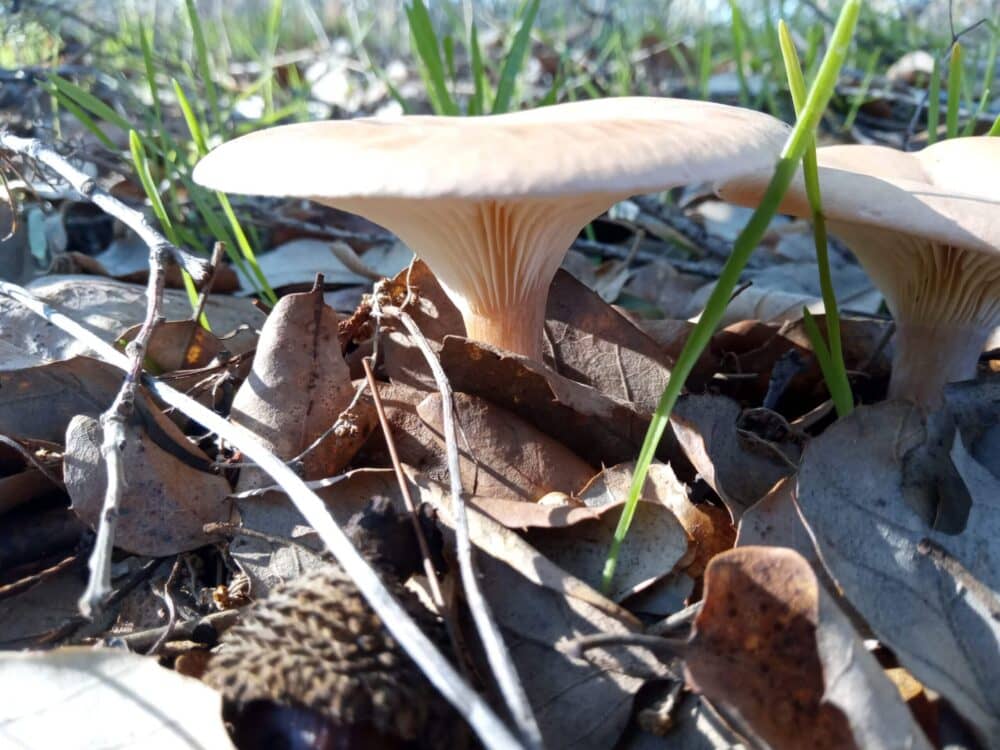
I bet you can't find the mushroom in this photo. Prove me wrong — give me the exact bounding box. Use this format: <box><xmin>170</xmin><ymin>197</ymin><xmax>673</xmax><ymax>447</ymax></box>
<box><xmin>717</xmin><ymin>136</ymin><xmax>1000</xmax><ymax>407</ymax></box>
<box><xmin>194</xmin><ymin>97</ymin><xmax>789</xmax><ymax>360</ymax></box>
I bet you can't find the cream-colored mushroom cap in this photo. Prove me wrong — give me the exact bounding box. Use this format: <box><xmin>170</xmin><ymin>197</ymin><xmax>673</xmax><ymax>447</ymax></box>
<box><xmin>195</xmin><ymin>97</ymin><xmax>790</xmax><ymax>359</ymax></box>
<box><xmin>717</xmin><ymin>137</ymin><xmax>1000</xmax><ymax>406</ymax></box>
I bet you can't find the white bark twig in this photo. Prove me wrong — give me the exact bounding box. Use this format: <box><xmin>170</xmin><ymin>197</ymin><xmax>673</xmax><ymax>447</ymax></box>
<box><xmin>374</xmin><ymin>290</ymin><xmax>543</xmax><ymax>750</ymax></box>
<box><xmin>0</xmin><ymin>280</ymin><xmax>524</xmax><ymax>750</ymax></box>
<box><xmin>0</xmin><ymin>132</ymin><xmax>211</xmax><ymax>284</ymax></box>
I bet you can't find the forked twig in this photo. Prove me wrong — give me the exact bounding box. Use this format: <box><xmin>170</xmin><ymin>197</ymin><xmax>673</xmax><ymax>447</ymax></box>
<box><xmin>0</xmin><ymin>280</ymin><xmax>523</xmax><ymax>750</ymax></box>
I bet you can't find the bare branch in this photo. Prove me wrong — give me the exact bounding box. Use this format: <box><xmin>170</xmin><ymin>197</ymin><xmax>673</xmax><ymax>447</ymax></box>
<box><xmin>0</xmin><ymin>132</ymin><xmax>211</xmax><ymax>284</ymax></box>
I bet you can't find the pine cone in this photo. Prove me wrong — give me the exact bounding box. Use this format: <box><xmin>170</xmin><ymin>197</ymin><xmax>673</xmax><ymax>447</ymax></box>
<box><xmin>203</xmin><ymin>563</ymin><xmax>461</xmax><ymax>749</ymax></box>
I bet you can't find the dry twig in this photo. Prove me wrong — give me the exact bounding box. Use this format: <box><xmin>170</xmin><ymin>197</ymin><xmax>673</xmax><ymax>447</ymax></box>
<box><xmin>373</xmin><ymin>288</ymin><xmax>543</xmax><ymax>750</ymax></box>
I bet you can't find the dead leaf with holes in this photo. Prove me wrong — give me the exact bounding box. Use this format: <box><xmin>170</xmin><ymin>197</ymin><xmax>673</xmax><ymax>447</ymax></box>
<box><xmin>684</xmin><ymin>546</ymin><xmax>932</xmax><ymax>750</ymax></box>
<box><xmin>230</xmin><ymin>281</ymin><xmax>360</xmax><ymax>490</ymax></box>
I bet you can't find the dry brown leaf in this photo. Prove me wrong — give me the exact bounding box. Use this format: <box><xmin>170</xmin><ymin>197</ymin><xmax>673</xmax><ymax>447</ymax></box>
<box><xmin>527</xmin><ymin>500</ymin><xmax>689</xmax><ymax>603</ymax></box>
<box><xmin>417</xmin><ymin>392</ymin><xmax>595</xmax><ymax>501</ymax></box>
<box><xmin>355</xmin><ymin>380</ymin><xmax>449</xmax><ymax>480</ymax></box>
<box><xmin>543</xmin><ymin>271</ymin><xmax>674</xmax><ymax>413</ymax></box>
<box><xmin>418</xmin><ymin>480</ymin><xmax>670</xmax><ymax>749</ymax></box>
<box><xmin>64</xmin><ymin>411</ymin><xmax>232</xmax><ymax>556</ymax></box>
<box><xmin>0</xmin><ymin>357</ymin><xmax>126</xmax><ymax>443</ymax></box>
<box><xmin>686</xmin><ymin>547</ymin><xmax>932</xmax><ymax>750</ymax></box>
<box><xmin>440</xmin><ymin>337</ymin><xmax>677</xmax><ymax>467</ymax></box>
<box><xmin>466</xmin><ymin>495</ymin><xmax>603</xmax><ymax>529</ymax></box>
<box><xmin>230</xmin><ymin>283</ymin><xmax>356</xmax><ymax>489</ymax></box>
<box><xmin>795</xmin><ymin>400</ymin><xmax>1000</xmax><ymax>745</ymax></box>
<box><xmin>119</xmin><ymin>319</ymin><xmax>257</xmax><ymax>373</ymax></box>
<box><xmin>671</xmin><ymin>394</ymin><xmax>796</xmax><ymax>520</ymax></box>
<box><xmin>380</xmin><ymin>260</ymin><xmax>675</xmax><ymax>414</ymax></box>
<box><xmin>0</xmin><ymin>275</ymin><xmax>259</xmax><ymax>370</ymax></box>
<box><xmin>229</xmin><ymin>469</ymin><xmax>403</xmax><ymax>595</ymax></box>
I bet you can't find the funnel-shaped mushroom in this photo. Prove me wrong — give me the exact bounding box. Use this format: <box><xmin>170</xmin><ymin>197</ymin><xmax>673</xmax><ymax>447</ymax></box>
<box><xmin>718</xmin><ymin>137</ymin><xmax>1000</xmax><ymax>406</ymax></box>
<box><xmin>194</xmin><ymin>98</ymin><xmax>789</xmax><ymax>360</ymax></box>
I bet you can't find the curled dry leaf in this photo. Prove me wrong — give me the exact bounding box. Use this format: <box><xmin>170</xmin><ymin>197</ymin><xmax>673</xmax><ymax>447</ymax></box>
<box><xmin>64</xmin><ymin>411</ymin><xmax>232</xmax><ymax>556</ymax></box>
<box><xmin>0</xmin><ymin>648</ymin><xmax>234</xmax><ymax>749</ymax></box>
<box><xmin>685</xmin><ymin>547</ymin><xmax>932</xmax><ymax>750</ymax></box>
<box><xmin>440</xmin><ymin>337</ymin><xmax>676</xmax><ymax>466</ymax></box>
<box><xmin>417</xmin><ymin>392</ymin><xmax>595</xmax><ymax>501</ymax></box>
<box><xmin>419</xmin><ymin>481</ymin><xmax>671</xmax><ymax>749</ymax></box>
<box><xmin>230</xmin><ymin>283</ymin><xmax>357</xmax><ymax>490</ymax></box>
<box><xmin>796</xmin><ymin>401</ymin><xmax>1000</xmax><ymax>745</ymax></box>
<box><xmin>671</xmin><ymin>394</ymin><xmax>796</xmax><ymax>520</ymax></box>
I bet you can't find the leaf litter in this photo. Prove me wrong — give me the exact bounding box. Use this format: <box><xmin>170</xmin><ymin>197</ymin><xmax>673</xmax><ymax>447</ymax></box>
<box><xmin>1</xmin><ymin>12</ymin><xmax>998</xmax><ymax>748</ymax></box>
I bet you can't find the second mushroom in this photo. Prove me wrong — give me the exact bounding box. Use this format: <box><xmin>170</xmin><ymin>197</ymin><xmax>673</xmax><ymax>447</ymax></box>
<box><xmin>194</xmin><ymin>97</ymin><xmax>789</xmax><ymax>361</ymax></box>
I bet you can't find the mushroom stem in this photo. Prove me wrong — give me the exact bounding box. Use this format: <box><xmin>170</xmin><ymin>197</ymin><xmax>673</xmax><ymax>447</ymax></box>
<box><xmin>462</xmin><ymin>298</ymin><xmax>547</xmax><ymax>362</ymax></box>
<box><xmin>889</xmin><ymin>321</ymin><xmax>990</xmax><ymax>407</ymax></box>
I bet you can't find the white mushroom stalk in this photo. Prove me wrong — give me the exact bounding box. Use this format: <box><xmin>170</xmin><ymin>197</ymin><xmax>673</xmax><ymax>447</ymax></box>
<box><xmin>194</xmin><ymin>97</ymin><xmax>790</xmax><ymax>360</ymax></box>
<box><xmin>718</xmin><ymin>137</ymin><xmax>1000</xmax><ymax>407</ymax></box>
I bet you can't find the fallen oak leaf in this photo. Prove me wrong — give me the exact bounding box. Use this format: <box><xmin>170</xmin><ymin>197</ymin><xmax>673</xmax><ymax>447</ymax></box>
<box><xmin>65</xmin><ymin>410</ymin><xmax>232</xmax><ymax>556</ymax></box>
<box><xmin>230</xmin><ymin>280</ymin><xmax>358</xmax><ymax>490</ymax></box>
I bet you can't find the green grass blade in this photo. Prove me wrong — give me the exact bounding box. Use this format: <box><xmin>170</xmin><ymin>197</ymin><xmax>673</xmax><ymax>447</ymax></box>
<box><xmin>946</xmin><ymin>42</ymin><xmax>963</xmax><ymax>139</ymax></box>
<box><xmin>491</xmin><ymin>0</ymin><xmax>541</xmax><ymax>113</ymax></box>
<box><xmin>963</xmin><ymin>86</ymin><xmax>992</xmax><ymax>136</ymax></box>
<box><xmin>184</xmin><ymin>0</ymin><xmax>222</xmax><ymax>131</ymax></box>
<box><xmin>729</xmin><ymin>0</ymin><xmax>751</xmax><ymax>107</ymax></box>
<box><xmin>602</xmin><ymin>0</ymin><xmax>861</xmax><ymax>594</ymax></box>
<box><xmin>842</xmin><ymin>46</ymin><xmax>880</xmax><ymax>131</ymax></box>
<box><xmin>44</xmin><ymin>84</ymin><xmax>116</xmax><ymax>150</ymax></box>
<box><xmin>989</xmin><ymin>112</ymin><xmax>1000</xmax><ymax>136</ymax></box>
<box><xmin>217</xmin><ymin>192</ymin><xmax>277</xmax><ymax>303</ymax></box>
<box><xmin>801</xmin><ymin>308</ymin><xmax>843</xmax><ymax>394</ymax></box>
<box><xmin>927</xmin><ymin>55</ymin><xmax>941</xmax><ymax>144</ymax></box>
<box><xmin>778</xmin><ymin>20</ymin><xmax>853</xmax><ymax>417</ymax></box>
<box><xmin>406</xmin><ymin>0</ymin><xmax>458</xmax><ymax>115</ymax></box>
<box><xmin>130</xmin><ymin>129</ymin><xmax>205</xmax><ymax>325</ymax></box>
<box><xmin>48</xmin><ymin>74</ymin><xmax>134</xmax><ymax>134</ymax></box>
<box><xmin>172</xmin><ymin>80</ymin><xmax>209</xmax><ymax>156</ymax></box>
<box><xmin>697</xmin><ymin>26</ymin><xmax>714</xmax><ymax>100</ymax></box>
<box><xmin>468</xmin><ymin>21</ymin><xmax>487</xmax><ymax>115</ymax></box>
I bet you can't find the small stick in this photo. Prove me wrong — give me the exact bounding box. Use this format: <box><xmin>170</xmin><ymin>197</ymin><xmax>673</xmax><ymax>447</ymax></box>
<box><xmin>0</xmin><ymin>280</ymin><xmax>522</xmax><ymax>750</ymax></box>
<box><xmin>148</xmin><ymin>556</ymin><xmax>184</xmax><ymax>655</ymax></box>
<box><xmin>375</xmin><ymin>293</ymin><xmax>543</xmax><ymax>750</ymax></box>
<box><xmin>190</xmin><ymin>241</ymin><xmax>227</xmax><ymax>325</ymax></box>
<box><xmin>0</xmin><ymin>554</ymin><xmax>81</xmax><ymax>601</ymax></box>
<box><xmin>78</xmin><ymin>238</ymin><xmax>168</xmax><ymax>617</ymax></box>
<box><xmin>360</xmin><ymin>357</ymin><xmax>448</xmax><ymax>611</ymax></box>
<box><xmin>114</xmin><ymin>609</ymin><xmax>240</xmax><ymax>652</ymax></box>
